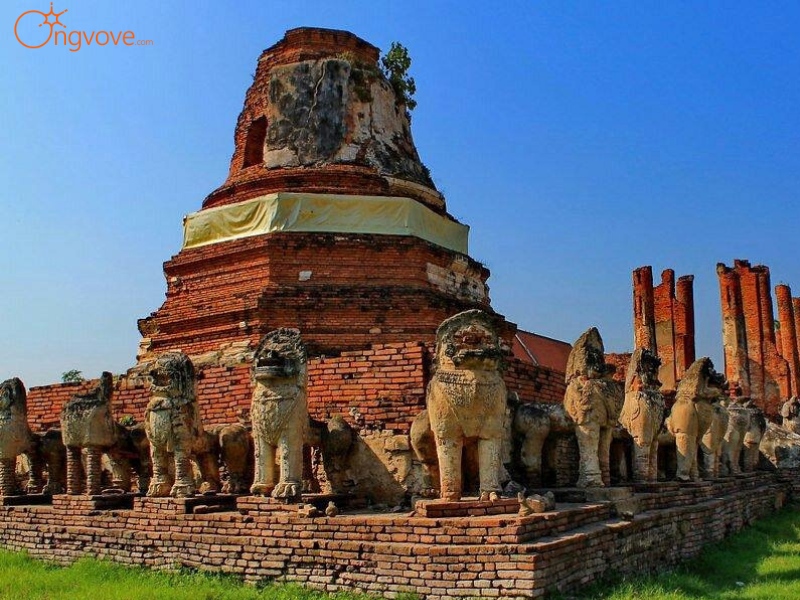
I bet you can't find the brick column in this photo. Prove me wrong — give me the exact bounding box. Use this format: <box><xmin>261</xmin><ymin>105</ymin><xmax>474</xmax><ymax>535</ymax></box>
<box><xmin>632</xmin><ymin>266</ymin><xmax>656</xmax><ymax>352</ymax></box>
<box><xmin>655</xmin><ymin>269</ymin><xmax>677</xmax><ymax>390</ymax></box>
<box><xmin>675</xmin><ymin>275</ymin><xmax>696</xmax><ymax>380</ymax></box>
<box><xmin>717</xmin><ymin>263</ymin><xmax>749</xmax><ymax>396</ymax></box>
<box><xmin>776</xmin><ymin>285</ymin><xmax>799</xmax><ymax>397</ymax></box>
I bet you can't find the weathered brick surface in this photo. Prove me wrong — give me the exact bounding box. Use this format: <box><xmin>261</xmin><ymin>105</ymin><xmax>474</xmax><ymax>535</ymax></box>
<box><xmin>0</xmin><ymin>472</ymin><xmax>790</xmax><ymax>599</ymax></box>
<box><xmin>25</xmin><ymin>346</ymin><xmax>564</xmax><ymax>434</ymax></box>
<box><xmin>138</xmin><ymin>232</ymin><xmax>503</xmax><ymax>360</ymax></box>
<box><xmin>633</xmin><ymin>267</ymin><xmax>695</xmax><ymax>391</ymax></box>
<box><xmin>776</xmin><ymin>284</ymin><xmax>800</xmax><ymax>396</ymax></box>
<box><xmin>717</xmin><ymin>261</ymin><xmax>790</xmax><ymax>416</ymax></box>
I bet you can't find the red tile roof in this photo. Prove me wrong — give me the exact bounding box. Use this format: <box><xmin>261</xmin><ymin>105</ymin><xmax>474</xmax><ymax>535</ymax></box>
<box><xmin>512</xmin><ymin>330</ymin><xmax>571</xmax><ymax>373</ymax></box>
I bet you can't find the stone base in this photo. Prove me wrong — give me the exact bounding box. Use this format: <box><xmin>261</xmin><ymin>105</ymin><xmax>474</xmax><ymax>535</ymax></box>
<box><xmin>237</xmin><ymin>493</ymin><xmax>366</xmax><ymax>514</ymax></box>
<box><xmin>0</xmin><ymin>472</ymin><xmax>790</xmax><ymax>600</ymax></box>
<box><xmin>134</xmin><ymin>494</ymin><xmax>237</xmax><ymax>515</ymax></box>
<box><xmin>52</xmin><ymin>493</ymin><xmax>137</xmax><ymax>512</ymax></box>
<box><xmin>543</xmin><ymin>486</ymin><xmax>639</xmax><ymax>516</ymax></box>
<box><xmin>632</xmin><ymin>481</ymin><xmax>681</xmax><ymax>494</ymax></box>
<box><xmin>413</xmin><ymin>497</ymin><xmax>520</xmax><ymax>518</ymax></box>
<box><xmin>0</xmin><ymin>494</ymin><xmax>52</xmax><ymax>507</ymax></box>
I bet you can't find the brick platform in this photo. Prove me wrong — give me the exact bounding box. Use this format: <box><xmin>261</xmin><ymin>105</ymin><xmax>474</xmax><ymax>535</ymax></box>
<box><xmin>0</xmin><ymin>494</ymin><xmax>52</xmax><ymax>507</ymax></box>
<box><xmin>0</xmin><ymin>471</ymin><xmax>793</xmax><ymax>599</ymax></box>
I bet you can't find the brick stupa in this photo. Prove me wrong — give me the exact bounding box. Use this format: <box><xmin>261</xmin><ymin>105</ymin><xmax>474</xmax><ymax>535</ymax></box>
<box><xmin>137</xmin><ymin>27</ymin><xmax>506</xmax><ymax>360</ymax></box>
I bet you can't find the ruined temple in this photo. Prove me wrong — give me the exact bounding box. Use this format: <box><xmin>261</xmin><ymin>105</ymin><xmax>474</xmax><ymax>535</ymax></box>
<box><xmin>5</xmin><ymin>27</ymin><xmax>800</xmax><ymax>600</ymax></box>
<box><xmin>136</xmin><ymin>28</ymin><xmax>506</xmax><ymax>359</ymax></box>
<box><xmin>22</xmin><ymin>28</ymin><xmax>570</xmax><ymax>481</ymax></box>
<box><xmin>717</xmin><ymin>260</ymin><xmax>792</xmax><ymax>416</ymax></box>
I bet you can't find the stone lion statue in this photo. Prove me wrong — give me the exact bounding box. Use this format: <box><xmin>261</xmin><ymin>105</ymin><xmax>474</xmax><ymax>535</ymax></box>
<box><xmin>780</xmin><ymin>397</ymin><xmax>800</xmax><ymax>435</ymax></box>
<box><xmin>666</xmin><ymin>357</ymin><xmax>726</xmax><ymax>481</ymax></box>
<box><xmin>250</xmin><ymin>328</ymin><xmax>308</xmax><ymax>501</ymax></box>
<box><xmin>60</xmin><ymin>372</ymin><xmax>117</xmax><ymax>495</ymax></box>
<box><xmin>0</xmin><ymin>378</ymin><xmax>37</xmax><ymax>496</ymax></box>
<box><xmin>563</xmin><ymin>327</ymin><xmax>623</xmax><ymax>488</ymax></box>
<box><xmin>619</xmin><ymin>348</ymin><xmax>664</xmax><ymax>483</ymax></box>
<box><xmin>699</xmin><ymin>399</ymin><xmax>729</xmax><ymax>479</ymax></box>
<box><xmin>144</xmin><ymin>352</ymin><xmax>219</xmax><ymax>497</ymax></box>
<box><xmin>742</xmin><ymin>401</ymin><xmax>766</xmax><ymax>472</ymax></box>
<box><xmin>425</xmin><ymin>309</ymin><xmax>507</xmax><ymax>501</ymax></box>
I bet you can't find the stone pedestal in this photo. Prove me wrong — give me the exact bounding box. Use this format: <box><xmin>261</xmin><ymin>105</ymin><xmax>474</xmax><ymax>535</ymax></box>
<box><xmin>53</xmin><ymin>493</ymin><xmax>136</xmax><ymax>512</ymax></box>
<box><xmin>134</xmin><ymin>494</ymin><xmax>237</xmax><ymax>515</ymax></box>
<box><xmin>413</xmin><ymin>497</ymin><xmax>520</xmax><ymax>518</ymax></box>
<box><xmin>237</xmin><ymin>492</ymin><xmax>365</xmax><ymax>514</ymax></box>
<box><xmin>0</xmin><ymin>494</ymin><xmax>52</xmax><ymax>507</ymax></box>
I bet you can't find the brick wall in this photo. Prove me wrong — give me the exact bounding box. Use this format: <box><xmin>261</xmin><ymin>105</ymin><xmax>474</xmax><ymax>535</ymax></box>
<box><xmin>25</xmin><ymin>345</ymin><xmax>565</xmax><ymax>435</ymax></box>
<box><xmin>0</xmin><ymin>472</ymin><xmax>789</xmax><ymax>599</ymax></box>
<box><xmin>138</xmin><ymin>232</ymin><xmax>500</xmax><ymax>360</ymax></box>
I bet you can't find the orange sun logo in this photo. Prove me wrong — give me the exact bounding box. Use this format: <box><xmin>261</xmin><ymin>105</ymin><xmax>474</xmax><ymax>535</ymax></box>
<box><xmin>14</xmin><ymin>3</ymin><xmax>68</xmax><ymax>49</ymax></box>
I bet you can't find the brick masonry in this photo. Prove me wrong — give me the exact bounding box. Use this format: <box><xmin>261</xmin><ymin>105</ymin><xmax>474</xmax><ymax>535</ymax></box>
<box><xmin>717</xmin><ymin>260</ymin><xmax>791</xmax><ymax>416</ymax></box>
<box><xmin>0</xmin><ymin>471</ymin><xmax>790</xmax><ymax>599</ymax></box>
<box><xmin>632</xmin><ymin>266</ymin><xmax>695</xmax><ymax>392</ymax></box>
<box><xmin>25</xmin><ymin>345</ymin><xmax>566</xmax><ymax>435</ymax></box>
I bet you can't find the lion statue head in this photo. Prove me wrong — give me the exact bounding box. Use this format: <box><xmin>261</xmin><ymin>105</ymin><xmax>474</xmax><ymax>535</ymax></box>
<box><xmin>676</xmin><ymin>357</ymin><xmax>727</xmax><ymax>404</ymax></box>
<box><xmin>252</xmin><ymin>328</ymin><xmax>307</xmax><ymax>383</ymax></box>
<box><xmin>0</xmin><ymin>378</ymin><xmax>26</xmax><ymax>416</ymax></box>
<box><xmin>625</xmin><ymin>348</ymin><xmax>662</xmax><ymax>393</ymax></box>
<box><xmin>434</xmin><ymin>309</ymin><xmax>504</xmax><ymax>372</ymax></box>
<box><xmin>147</xmin><ymin>352</ymin><xmax>196</xmax><ymax>407</ymax></box>
<box><xmin>565</xmin><ymin>327</ymin><xmax>615</xmax><ymax>383</ymax></box>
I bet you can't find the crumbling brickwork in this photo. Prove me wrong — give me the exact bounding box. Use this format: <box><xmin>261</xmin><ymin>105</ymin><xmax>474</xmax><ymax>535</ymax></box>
<box><xmin>717</xmin><ymin>260</ymin><xmax>791</xmax><ymax>416</ymax></box>
<box><xmin>632</xmin><ymin>267</ymin><xmax>695</xmax><ymax>391</ymax></box>
<box><xmin>0</xmin><ymin>472</ymin><xmax>789</xmax><ymax>599</ymax></box>
<box><xmin>138</xmin><ymin>233</ymin><xmax>499</xmax><ymax>360</ymax></box>
<box><xmin>775</xmin><ymin>284</ymin><xmax>800</xmax><ymax>396</ymax></box>
<box><xmin>25</xmin><ymin>347</ymin><xmax>564</xmax><ymax>436</ymax></box>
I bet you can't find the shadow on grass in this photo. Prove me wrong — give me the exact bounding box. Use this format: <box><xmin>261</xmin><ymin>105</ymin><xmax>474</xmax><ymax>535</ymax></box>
<box><xmin>556</xmin><ymin>506</ymin><xmax>800</xmax><ymax>600</ymax></box>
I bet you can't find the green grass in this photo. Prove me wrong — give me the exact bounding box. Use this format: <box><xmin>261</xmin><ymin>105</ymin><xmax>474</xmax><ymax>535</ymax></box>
<box><xmin>0</xmin><ymin>553</ymin><xmax>376</xmax><ymax>600</ymax></box>
<box><xmin>567</xmin><ymin>506</ymin><xmax>800</xmax><ymax>600</ymax></box>
<box><xmin>3</xmin><ymin>509</ymin><xmax>800</xmax><ymax>599</ymax></box>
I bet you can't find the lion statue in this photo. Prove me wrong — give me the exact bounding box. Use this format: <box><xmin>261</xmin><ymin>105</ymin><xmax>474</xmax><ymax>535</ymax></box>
<box><xmin>60</xmin><ymin>372</ymin><xmax>117</xmax><ymax>495</ymax></box>
<box><xmin>425</xmin><ymin>309</ymin><xmax>507</xmax><ymax>501</ymax></box>
<box><xmin>144</xmin><ymin>352</ymin><xmax>219</xmax><ymax>498</ymax></box>
<box><xmin>665</xmin><ymin>357</ymin><xmax>726</xmax><ymax>481</ymax></box>
<box><xmin>699</xmin><ymin>398</ymin><xmax>729</xmax><ymax>479</ymax></box>
<box><xmin>780</xmin><ymin>397</ymin><xmax>800</xmax><ymax>435</ymax></box>
<box><xmin>0</xmin><ymin>378</ymin><xmax>38</xmax><ymax>496</ymax></box>
<box><xmin>563</xmin><ymin>327</ymin><xmax>623</xmax><ymax>488</ymax></box>
<box><xmin>250</xmin><ymin>328</ymin><xmax>308</xmax><ymax>501</ymax></box>
<box><xmin>619</xmin><ymin>348</ymin><xmax>664</xmax><ymax>483</ymax></box>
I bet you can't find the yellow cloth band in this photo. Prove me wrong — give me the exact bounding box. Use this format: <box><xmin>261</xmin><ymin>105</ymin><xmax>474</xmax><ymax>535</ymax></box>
<box><xmin>182</xmin><ymin>192</ymin><xmax>469</xmax><ymax>254</ymax></box>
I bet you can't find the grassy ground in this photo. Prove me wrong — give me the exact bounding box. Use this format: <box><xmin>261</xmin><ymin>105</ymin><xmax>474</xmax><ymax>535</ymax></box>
<box><xmin>0</xmin><ymin>553</ymin><xmax>372</xmax><ymax>600</ymax></box>
<box><xmin>2</xmin><ymin>507</ymin><xmax>800</xmax><ymax>599</ymax></box>
<box><xmin>567</xmin><ymin>506</ymin><xmax>800</xmax><ymax>600</ymax></box>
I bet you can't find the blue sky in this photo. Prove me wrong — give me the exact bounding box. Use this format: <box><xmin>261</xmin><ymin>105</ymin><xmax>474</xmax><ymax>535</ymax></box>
<box><xmin>2</xmin><ymin>1</ymin><xmax>799</xmax><ymax>386</ymax></box>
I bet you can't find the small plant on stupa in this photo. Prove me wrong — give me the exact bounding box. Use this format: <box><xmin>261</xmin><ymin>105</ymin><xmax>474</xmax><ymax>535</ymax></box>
<box><xmin>381</xmin><ymin>41</ymin><xmax>417</xmax><ymax>111</ymax></box>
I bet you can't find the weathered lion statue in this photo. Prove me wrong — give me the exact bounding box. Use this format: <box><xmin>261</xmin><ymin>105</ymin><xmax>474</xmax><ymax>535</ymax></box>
<box><xmin>780</xmin><ymin>397</ymin><xmax>800</xmax><ymax>435</ymax></box>
<box><xmin>144</xmin><ymin>352</ymin><xmax>219</xmax><ymax>497</ymax></box>
<box><xmin>425</xmin><ymin>309</ymin><xmax>507</xmax><ymax>501</ymax></box>
<box><xmin>60</xmin><ymin>372</ymin><xmax>118</xmax><ymax>495</ymax></box>
<box><xmin>742</xmin><ymin>402</ymin><xmax>766</xmax><ymax>472</ymax></box>
<box><xmin>250</xmin><ymin>328</ymin><xmax>308</xmax><ymax>501</ymax></box>
<box><xmin>699</xmin><ymin>399</ymin><xmax>729</xmax><ymax>479</ymax></box>
<box><xmin>619</xmin><ymin>348</ymin><xmax>664</xmax><ymax>483</ymax></box>
<box><xmin>563</xmin><ymin>327</ymin><xmax>623</xmax><ymax>488</ymax></box>
<box><xmin>665</xmin><ymin>357</ymin><xmax>726</xmax><ymax>481</ymax></box>
<box><xmin>0</xmin><ymin>378</ymin><xmax>38</xmax><ymax>495</ymax></box>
